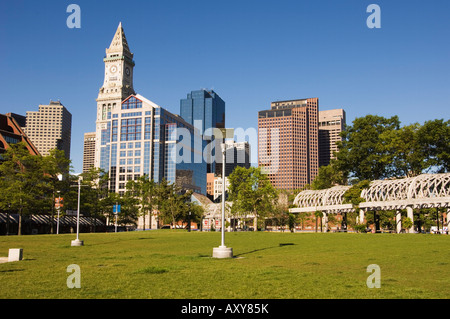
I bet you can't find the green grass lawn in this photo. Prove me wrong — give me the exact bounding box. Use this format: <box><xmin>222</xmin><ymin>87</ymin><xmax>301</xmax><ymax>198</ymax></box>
<box><xmin>0</xmin><ymin>230</ymin><xmax>449</xmax><ymax>299</ymax></box>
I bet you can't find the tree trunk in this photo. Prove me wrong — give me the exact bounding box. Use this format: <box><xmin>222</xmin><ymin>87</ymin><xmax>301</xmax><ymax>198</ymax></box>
<box><xmin>143</xmin><ymin>212</ymin><xmax>146</xmax><ymax>231</ymax></box>
<box><xmin>18</xmin><ymin>212</ymin><xmax>22</xmax><ymax>236</ymax></box>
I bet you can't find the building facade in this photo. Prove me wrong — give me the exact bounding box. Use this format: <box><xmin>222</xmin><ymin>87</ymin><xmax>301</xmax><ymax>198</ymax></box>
<box><xmin>82</xmin><ymin>132</ymin><xmax>96</xmax><ymax>173</ymax></box>
<box><xmin>0</xmin><ymin>113</ymin><xmax>40</xmax><ymax>157</ymax></box>
<box><xmin>318</xmin><ymin>109</ymin><xmax>346</xmax><ymax>167</ymax></box>
<box><xmin>100</xmin><ymin>94</ymin><xmax>206</xmax><ymax>195</ymax></box>
<box><xmin>180</xmin><ymin>89</ymin><xmax>225</xmax><ymax>135</ymax></box>
<box><xmin>95</xmin><ymin>24</ymin><xmax>206</xmax><ymax>195</ymax></box>
<box><xmin>24</xmin><ymin>100</ymin><xmax>72</xmax><ymax>158</ymax></box>
<box><xmin>215</xmin><ymin>140</ymin><xmax>251</xmax><ymax>177</ymax></box>
<box><xmin>180</xmin><ymin>89</ymin><xmax>225</xmax><ymax>174</ymax></box>
<box><xmin>95</xmin><ymin>22</ymin><xmax>136</xmax><ymax>171</ymax></box>
<box><xmin>258</xmin><ymin>98</ymin><xmax>319</xmax><ymax>190</ymax></box>
<box><xmin>212</xmin><ymin>175</ymin><xmax>230</xmax><ymax>201</ymax></box>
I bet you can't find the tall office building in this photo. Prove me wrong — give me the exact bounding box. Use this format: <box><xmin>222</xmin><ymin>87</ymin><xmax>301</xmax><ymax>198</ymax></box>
<box><xmin>318</xmin><ymin>109</ymin><xmax>346</xmax><ymax>167</ymax></box>
<box><xmin>95</xmin><ymin>22</ymin><xmax>136</xmax><ymax>171</ymax></box>
<box><xmin>83</xmin><ymin>132</ymin><xmax>96</xmax><ymax>173</ymax></box>
<box><xmin>215</xmin><ymin>140</ymin><xmax>251</xmax><ymax>177</ymax></box>
<box><xmin>99</xmin><ymin>94</ymin><xmax>206</xmax><ymax>195</ymax></box>
<box><xmin>258</xmin><ymin>98</ymin><xmax>319</xmax><ymax>190</ymax></box>
<box><xmin>95</xmin><ymin>24</ymin><xmax>206</xmax><ymax>195</ymax></box>
<box><xmin>180</xmin><ymin>89</ymin><xmax>225</xmax><ymax>134</ymax></box>
<box><xmin>24</xmin><ymin>100</ymin><xmax>72</xmax><ymax>158</ymax></box>
<box><xmin>180</xmin><ymin>89</ymin><xmax>225</xmax><ymax>174</ymax></box>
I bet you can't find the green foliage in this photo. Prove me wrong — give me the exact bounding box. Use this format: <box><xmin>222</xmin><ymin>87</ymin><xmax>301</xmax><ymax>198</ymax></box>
<box><xmin>0</xmin><ymin>142</ymin><xmax>42</xmax><ymax>210</ymax></box>
<box><xmin>311</xmin><ymin>162</ymin><xmax>346</xmax><ymax>190</ymax></box>
<box><xmin>353</xmin><ymin>224</ymin><xmax>367</xmax><ymax>233</ymax></box>
<box><xmin>334</xmin><ymin>115</ymin><xmax>449</xmax><ymax>182</ymax></box>
<box><xmin>402</xmin><ymin>217</ymin><xmax>413</xmax><ymax>230</ymax></box>
<box><xmin>228</xmin><ymin>166</ymin><xmax>278</xmax><ymax>230</ymax></box>
<box><xmin>343</xmin><ymin>180</ymin><xmax>370</xmax><ymax>208</ymax></box>
<box><xmin>0</xmin><ymin>143</ymin><xmax>72</xmax><ymax>234</ymax></box>
<box><xmin>125</xmin><ymin>175</ymin><xmax>158</xmax><ymax>229</ymax></box>
<box><xmin>381</xmin><ymin>124</ymin><xmax>424</xmax><ymax>177</ymax></box>
<box><xmin>335</xmin><ymin>115</ymin><xmax>400</xmax><ymax>181</ymax></box>
<box><xmin>156</xmin><ymin>179</ymin><xmax>193</xmax><ymax>228</ymax></box>
<box><xmin>416</xmin><ymin>119</ymin><xmax>450</xmax><ymax>173</ymax></box>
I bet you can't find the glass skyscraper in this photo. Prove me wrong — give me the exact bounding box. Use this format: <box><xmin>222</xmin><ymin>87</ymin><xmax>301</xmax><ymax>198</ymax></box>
<box><xmin>99</xmin><ymin>94</ymin><xmax>206</xmax><ymax>195</ymax></box>
<box><xmin>180</xmin><ymin>89</ymin><xmax>225</xmax><ymax>174</ymax></box>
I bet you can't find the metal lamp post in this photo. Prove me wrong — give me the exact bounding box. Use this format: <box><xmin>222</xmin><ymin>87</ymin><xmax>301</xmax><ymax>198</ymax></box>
<box><xmin>56</xmin><ymin>174</ymin><xmax>63</xmax><ymax>235</ymax></box>
<box><xmin>188</xmin><ymin>211</ymin><xmax>191</xmax><ymax>232</ymax></box>
<box><xmin>56</xmin><ymin>191</ymin><xmax>61</xmax><ymax>235</ymax></box>
<box><xmin>71</xmin><ymin>176</ymin><xmax>84</xmax><ymax>246</ymax></box>
<box><xmin>212</xmin><ymin>128</ymin><xmax>233</xmax><ymax>258</ymax></box>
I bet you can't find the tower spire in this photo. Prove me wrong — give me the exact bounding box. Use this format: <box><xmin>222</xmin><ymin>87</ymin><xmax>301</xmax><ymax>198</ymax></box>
<box><xmin>106</xmin><ymin>22</ymin><xmax>132</xmax><ymax>58</ymax></box>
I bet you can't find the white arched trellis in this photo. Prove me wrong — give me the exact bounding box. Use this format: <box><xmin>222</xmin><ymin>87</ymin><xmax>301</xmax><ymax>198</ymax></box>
<box><xmin>289</xmin><ymin>173</ymin><xmax>450</xmax><ymax>233</ymax></box>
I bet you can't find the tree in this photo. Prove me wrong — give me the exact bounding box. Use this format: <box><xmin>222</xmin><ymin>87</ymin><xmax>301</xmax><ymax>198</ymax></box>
<box><xmin>125</xmin><ymin>175</ymin><xmax>157</xmax><ymax>230</ymax></box>
<box><xmin>417</xmin><ymin>119</ymin><xmax>450</xmax><ymax>173</ymax></box>
<box><xmin>402</xmin><ymin>217</ymin><xmax>413</xmax><ymax>231</ymax></box>
<box><xmin>79</xmin><ymin>167</ymin><xmax>109</xmax><ymax>230</ymax></box>
<box><xmin>342</xmin><ymin>180</ymin><xmax>371</xmax><ymax>231</ymax></box>
<box><xmin>0</xmin><ymin>143</ymin><xmax>44</xmax><ymax>235</ymax></box>
<box><xmin>335</xmin><ymin>115</ymin><xmax>400</xmax><ymax>182</ymax></box>
<box><xmin>271</xmin><ymin>202</ymin><xmax>289</xmax><ymax>232</ymax></box>
<box><xmin>311</xmin><ymin>162</ymin><xmax>346</xmax><ymax>190</ymax></box>
<box><xmin>381</xmin><ymin>124</ymin><xmax>425</xmax><ymax>177</ymax></box>
<box><xmin>156</xmin><ymin>179</ymin><xmax>192</xmax><ymax>229</ymax></box>
<box><xmin>41</xmin><ymin>148</ymin><xmax>72</xmax><ymax>233</ymax></box>
<box><xmin>228</xmin><ymin>166</ymin><xmax>278</xmax><ymax>231</ymax></box>
<box><xmin>334</xmin><ymin>116</ymin><xmax>449</xmax><ymax>183</ymax></box>
<box><xmin>183</xmin><ymin>201</ymin><xmax>205</xmax><ymax>230</ymax></box>
<box><xmin>343</xmin><ymin>180</ymin><xmax>370</xmax><ymax>209</ymax></box>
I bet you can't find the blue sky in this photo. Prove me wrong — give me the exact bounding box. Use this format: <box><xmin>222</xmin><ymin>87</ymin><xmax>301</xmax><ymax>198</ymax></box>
<box><xmin>0</xmin><ymin>0</ymin><xmax>449</xmax><ymax>173</ymax></box>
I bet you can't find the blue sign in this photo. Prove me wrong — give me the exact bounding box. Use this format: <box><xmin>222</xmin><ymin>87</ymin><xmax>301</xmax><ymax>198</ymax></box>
<box><xmin>113</xmin><ymin>205</ymin><xmax>121</xmax><ymax>213</ymax></box>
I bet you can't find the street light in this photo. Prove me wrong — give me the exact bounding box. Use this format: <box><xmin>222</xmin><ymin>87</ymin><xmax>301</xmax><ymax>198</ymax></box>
<box><xmin>56</xmin><ymin>191</ymin><xmax>61</xmax><ymax>235</ymax></box>
<box><xmin>188</xmin><ymin>211</ymin><xmax>191</xmax><ymax>232</ymax></box>
<box><xmin>212</xmin><ymin>128</ymin><xmax>234</xmax><ymax>259</ymax></box>
<box><xmin>71</xmin><ymin>176</ymin><xmax>84</xmax><ymax>246</ymax></box>
<box><xmin>56</xmin><ymin>174</ymin><xmax>63</xmax><ymax>235</ymax></box>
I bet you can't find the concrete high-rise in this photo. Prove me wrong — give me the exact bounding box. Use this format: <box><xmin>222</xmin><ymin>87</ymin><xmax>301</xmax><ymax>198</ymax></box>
<box><xmin>258</xmin><ymin>98</ymin><xmax>319</xmax><ymax>190</ymax></box>
<box><xmin>215</xmin><ymin>140</ymin><xmax>251</xmax><ymax>177</ymax></box>
<box><xmin>83</xmin><ymin>132</ymin><xmax>96</xmax><ymax>173</ymax></box>
<box><xmin>318</xmin><ymin>109</ymin><xmax>346</xmax><ymax>167</ymax></box>
<box><xmin>24</xmin><ymin>100</ymin><xmax>72</xmax><ymax>158</ymax></box>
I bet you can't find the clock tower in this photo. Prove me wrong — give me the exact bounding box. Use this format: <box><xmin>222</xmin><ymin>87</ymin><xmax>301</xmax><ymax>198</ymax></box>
<box><xmin>95</xmin><ymin>22</ymin><xmax>136</xmax><ymax>170</ymax></box>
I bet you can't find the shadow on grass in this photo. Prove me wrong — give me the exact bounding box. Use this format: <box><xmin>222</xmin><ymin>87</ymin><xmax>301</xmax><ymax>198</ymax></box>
<box><xmin>0</xmin><ymin>269</ymin><xmax>25</xmax><ymax>273</ymax></box>
<box><xmin>234</xmin><ymin>243</ymin><xmax>296</xmax><ymax>257</ymax></box>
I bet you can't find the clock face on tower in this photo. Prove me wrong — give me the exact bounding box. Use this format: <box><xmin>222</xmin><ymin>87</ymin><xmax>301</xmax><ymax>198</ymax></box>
<box><xmin>125</xmin><ymin>67</ymin><xmax>130</xmax><ymax>76</ymax></box>
<box><xmin>110</xmin><ymin>65</ymin><xmax>118</xmax><ymax>73</ymax></box>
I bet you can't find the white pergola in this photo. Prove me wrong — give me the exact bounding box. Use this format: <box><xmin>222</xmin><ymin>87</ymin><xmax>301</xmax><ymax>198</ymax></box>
<box><xmin>289</xmin><ymin>173</ymin><xmax>450</xmax><ymax>233</ymax></box>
